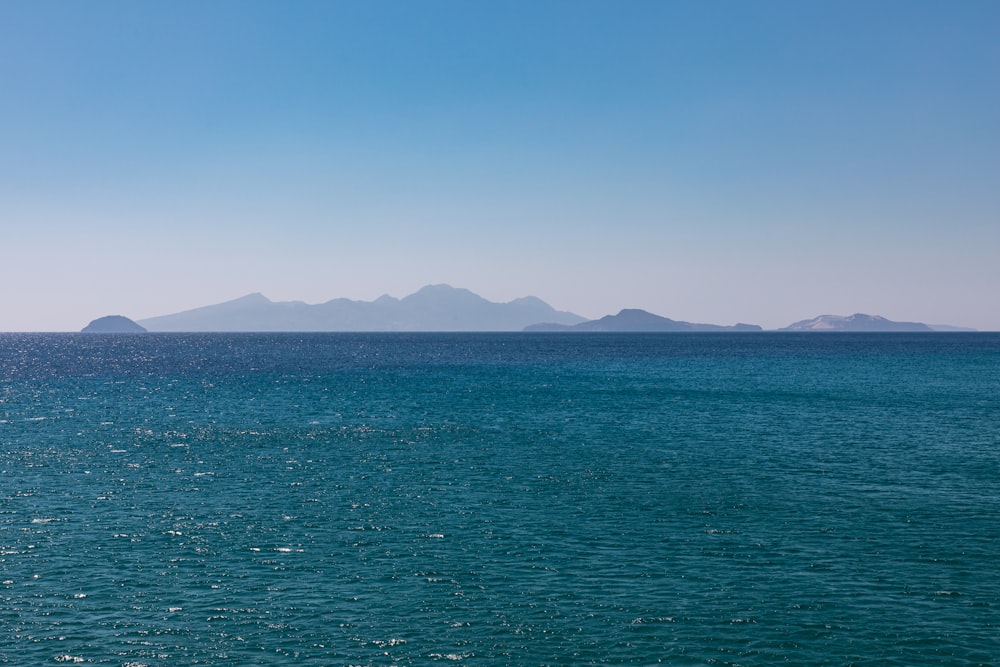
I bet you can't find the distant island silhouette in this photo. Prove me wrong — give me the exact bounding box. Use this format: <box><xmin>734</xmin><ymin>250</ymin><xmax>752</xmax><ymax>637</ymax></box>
<box><xmin>80</xmin><ymin>286</ymin><xmax>973</xmax><ymax>333</ymax></box>
<box><xmin>525</xmin><ymin>309</ymin><xmax>762</xmax><ymax>332</ymax></box>
<box><xmin>81</xmin><ymin>315</ymin><xmax>147</xmax><ymax>333</ymax></box>
<box><xmin>779</xmin><ymin>314</ymin><xmax>934</xmax><ymax>332</ymax></box>
<box><xmin>135</xmin><ymin>284</ymin><xmax>585</xmax><ymax>332</ymax></box>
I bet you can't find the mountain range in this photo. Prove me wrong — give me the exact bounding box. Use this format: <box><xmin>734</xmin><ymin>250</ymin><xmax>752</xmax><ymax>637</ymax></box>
<box><xmin>136</xmin><ymin>284</ymin><xmax>585</xmax><ymax>332</ymax></box>
<box><xmin>79</xmin><ymin>285</ymin><xmax>974</xmax><ymax>333</ymax></box>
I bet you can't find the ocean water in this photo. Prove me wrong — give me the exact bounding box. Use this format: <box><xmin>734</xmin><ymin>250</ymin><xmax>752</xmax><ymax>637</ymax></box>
<box><xmin>1</xmin><ymin>332</ymin><xmax>998</xmax><ymax>666</ymax></box>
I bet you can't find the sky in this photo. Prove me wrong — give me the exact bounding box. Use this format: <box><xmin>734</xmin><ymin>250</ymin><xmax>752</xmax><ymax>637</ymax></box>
<box><xmin>2</xmin><ymin>0</ymin><xmax>998</xmax><ymax>331</ymax></box>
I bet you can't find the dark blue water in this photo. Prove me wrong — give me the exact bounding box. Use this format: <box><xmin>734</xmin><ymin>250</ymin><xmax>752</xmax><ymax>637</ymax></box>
<box><xmin>2</xmin><ymin>333</ymin><xmax>998</xmax><ymax>665</ymax></box>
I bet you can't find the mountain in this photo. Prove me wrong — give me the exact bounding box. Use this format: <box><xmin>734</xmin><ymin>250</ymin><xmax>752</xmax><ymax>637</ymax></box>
<box><xmin>779</xmin><ymin>313</ymin><xmax>934</xmax><ymax>332</ymax></box>
<box><xmin>525</xmin><ymin>309</ymin><xmax>762</xmax><ymax>332</ymax></box>
<box><xmin>137</xmin><ymin>284</ymin><xmax>586</xmax><ymax>332</ymax></box>
<box><xmin>81</xmin><ymin>315</ymin><xmax>147</xmax><ymax>333</ymax></box>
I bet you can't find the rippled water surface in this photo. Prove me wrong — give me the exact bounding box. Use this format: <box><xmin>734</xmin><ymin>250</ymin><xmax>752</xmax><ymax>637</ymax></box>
<box><xmin>1</xmin><ymin>333</ymin><xmax>999</xmax><ymax>665</ymax></box>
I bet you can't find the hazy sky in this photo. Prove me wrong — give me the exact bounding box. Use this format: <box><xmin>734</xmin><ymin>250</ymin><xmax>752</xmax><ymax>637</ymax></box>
<box><xmin>3</xmin><ymin>0</ymin><xmax>998</xmax><ymax>331</ymax></box>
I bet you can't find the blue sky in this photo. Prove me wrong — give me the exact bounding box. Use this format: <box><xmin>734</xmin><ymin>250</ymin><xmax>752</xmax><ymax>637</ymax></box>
<box><xmin>2</xmin><ymin>0</ymin><xmax>998</xmax><ymax>330</ymax></box>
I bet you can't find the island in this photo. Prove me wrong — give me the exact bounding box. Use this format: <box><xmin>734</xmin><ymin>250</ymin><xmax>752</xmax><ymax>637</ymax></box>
<box><xmin>779</xmin><ymin>314</ymin><xmax>934</xmax><ymax>332</ymax></box>
<box><xmin>81</xmin><ymin>315</ymin><xmax>148</xmax><ymax>333</ymax></box>
<box><xmin>525</xmin><ymin>309</ymin><xmax>762</xmax><ymax>332</ymax></box>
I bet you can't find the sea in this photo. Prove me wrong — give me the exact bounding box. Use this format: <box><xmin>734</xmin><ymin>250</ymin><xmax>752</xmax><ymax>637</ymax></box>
<box><xmin>1</xmin><ymin>332</ymin><xmax>998</xmax><ymax>666</ymax></box>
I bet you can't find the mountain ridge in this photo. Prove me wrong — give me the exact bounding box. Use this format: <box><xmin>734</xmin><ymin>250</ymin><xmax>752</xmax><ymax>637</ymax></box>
<box><xmin>137</xmin><ymin>284</ymin><xmax>587</xmax><ymax>332</ymax></box>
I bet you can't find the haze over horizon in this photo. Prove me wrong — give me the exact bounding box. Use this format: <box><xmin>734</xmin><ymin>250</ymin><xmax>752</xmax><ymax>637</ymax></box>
<box><xmin>3</xmin><ymin>1</ymin><xmax>998</xmax><ymax>332</ymax></box>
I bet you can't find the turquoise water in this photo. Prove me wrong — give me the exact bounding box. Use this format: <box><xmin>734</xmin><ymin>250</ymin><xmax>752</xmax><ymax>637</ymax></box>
<box><xmin>1</xmin><ymin>333</ymin><xmax>998</xmax><ymax>665</ymax></box>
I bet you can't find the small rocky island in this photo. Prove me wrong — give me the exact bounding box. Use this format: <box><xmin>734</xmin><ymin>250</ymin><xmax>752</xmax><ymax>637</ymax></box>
<box><xmin>81</xmin><ymin>315</ymin><xmax>147</xmax><ymax>333</ymax></box>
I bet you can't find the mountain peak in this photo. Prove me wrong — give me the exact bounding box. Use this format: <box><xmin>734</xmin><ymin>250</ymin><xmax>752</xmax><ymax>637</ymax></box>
<box><xmin>235</xmin><ymin>292</ymin><xmax>272</xmax><ymax>304</ymax></box>
<box><xmin>509</xmin><ymin>295</ymin><xmax>546</xmax><ymax>307</ymax></box>
<box><xmin>413</xmin><ymin>283</ymin><xmax>460</xmax><ymax>295</ymax></box>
